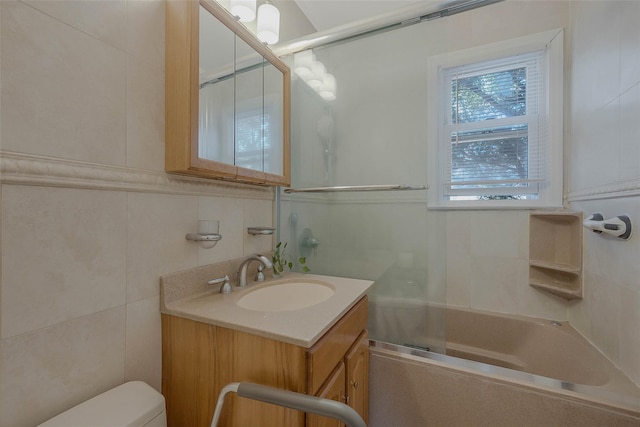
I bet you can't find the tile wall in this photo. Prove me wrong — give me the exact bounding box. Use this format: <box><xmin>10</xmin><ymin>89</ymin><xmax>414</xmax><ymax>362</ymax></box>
<box><xmin>287</xmin><ymin>0</ymin><xmax>639</xmax><ymax>389</ymax></box>
<box><xmin>0</xmin><ymin>1</ymin><xmax>274</xmax><ymax>426</ymax></box>
<box><xmin>434</xmin><ymin>1</ymin><xmax>572</xmax><ymax>320</ymax></box>
<box><xmin>2</xmin><ymin>1</ymin><xmax>640</xmax><ymax>426</ymax></box>
<box><xmin>567</xmin><ymin>0</ymin><xmax>640</xmax><ymax>387</ymax></box>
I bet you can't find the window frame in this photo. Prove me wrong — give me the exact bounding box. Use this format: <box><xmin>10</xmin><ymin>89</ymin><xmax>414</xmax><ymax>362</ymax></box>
<box><xmin>427</xmin><ymin>29</ymin><xmax>564</xmax><ymax>209</ymax></box>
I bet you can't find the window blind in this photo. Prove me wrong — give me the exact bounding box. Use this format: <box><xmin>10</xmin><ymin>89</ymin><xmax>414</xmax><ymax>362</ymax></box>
<box><xmin>441</xmin><ymin>50</ymin><xmax>548</xmax><ymax>199</ymax></box>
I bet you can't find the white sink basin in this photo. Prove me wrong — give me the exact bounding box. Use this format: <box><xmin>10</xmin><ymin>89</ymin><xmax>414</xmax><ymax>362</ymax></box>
<box><xmin>237</xmin><ymin>279</ymin><xmax>335</xmax><ymax>312</ymax></box>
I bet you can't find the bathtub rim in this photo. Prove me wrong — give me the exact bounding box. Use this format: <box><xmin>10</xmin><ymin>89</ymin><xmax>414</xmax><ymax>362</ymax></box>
<box><xmin>370</xmin><ymin>340</ymin><xmax>640</xmax><ymax>417</ymax></box>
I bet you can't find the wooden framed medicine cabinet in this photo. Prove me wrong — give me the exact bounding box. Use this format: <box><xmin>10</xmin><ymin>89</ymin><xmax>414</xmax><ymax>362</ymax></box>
<box><xmin>166</xmin><ymin>0</ymin><xmax>291</xmax><ymax>186</ymax></box>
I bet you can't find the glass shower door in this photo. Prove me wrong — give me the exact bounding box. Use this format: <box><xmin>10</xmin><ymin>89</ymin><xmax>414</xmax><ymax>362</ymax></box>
<box><xmin>278</xmin><ymin>20</ymin><xmax>447</xmax><ymax>353</ymax></box>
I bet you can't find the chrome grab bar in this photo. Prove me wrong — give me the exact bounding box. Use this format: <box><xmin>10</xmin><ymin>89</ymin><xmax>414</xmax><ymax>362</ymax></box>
<box><xmin>211</xmin><ymin>382</ymin><xmax>367</xmax><ymax>427</ymax></box>
<box><xmin>284</xmin><ymin>184</ymin><xmax>428</xmax><ymax>193</ymax></box>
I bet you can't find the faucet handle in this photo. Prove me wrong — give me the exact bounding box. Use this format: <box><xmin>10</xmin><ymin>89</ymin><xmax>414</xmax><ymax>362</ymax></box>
<box><xmin>256</xmin><ymin>265</ymin><xmax>267</xmax><ymax>282</ymax></box>
<box><xmin>256</xmin><ymin>254</ymin><xmax>273</xmax><ymax>269</ymax></box>
<box><xmin>208</xmin><ymin>275</ymin><xmax>232</xmax><ymax>294</ymax></box>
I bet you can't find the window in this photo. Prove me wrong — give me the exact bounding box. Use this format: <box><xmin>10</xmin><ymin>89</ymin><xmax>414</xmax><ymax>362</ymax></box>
<box><xmin>427</xmin><ymin>29</ymin><xmax>564</xmax><ymax>208</ymax></box>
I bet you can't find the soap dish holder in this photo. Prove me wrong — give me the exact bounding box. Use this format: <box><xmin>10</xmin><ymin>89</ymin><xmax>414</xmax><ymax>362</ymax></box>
<box><xmin>248</xmin><ymin>227</ymin><xmax>275</xmax><ymax>236</ymax></box>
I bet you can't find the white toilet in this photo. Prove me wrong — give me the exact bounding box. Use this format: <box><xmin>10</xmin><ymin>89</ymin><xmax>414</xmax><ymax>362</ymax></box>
<box><xmin>38</xmin><ymin>381</ymin><xmax>166</xmax><ymax>427</ymax></box>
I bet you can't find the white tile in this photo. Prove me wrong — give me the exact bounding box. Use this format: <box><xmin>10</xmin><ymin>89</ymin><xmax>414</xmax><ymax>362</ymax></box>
<box><xmin>588</xmin><ymin>273</ymin><xmax>621</xmax><ymax>363</ymax></box>
<box><xmin>0</xmin><ymin>307</ymin><xmax>126</xmax><ymax>427</ymax></box>
<box><xmin>445</xmin><ymin>255</ymin><xmax>471</xmax><ymax>308</ymax></box>
<box><xmin>243</xmin><ymin>198</ymin><xmax>274</xmax><ymax>256</ymax></box>
<box><xmin>125</xmin><ymin>296</ymin><xmax>162</xmax><ymax>392</ymax></box>
<box><xmin>126</xmin><ymin>58</ymin><xmax>165</xmax><ymax>171</ymax></box>
<box><xmin>568</xmin><ymin>111</ymin><xmax>595</xmax><ymax>192</ymax></box>
<box><xmin>619</xmin><ymin>287</ymin><xmax>640</xmax><ymax>386</ymax></box>
<box><xmin>445</xmin><ymin>211</ymin><xmax>471</xmax><ymax>261</ymax></box>
<box><xmin>468</xmin><ymin>256</ymin><xmax>519</xmax><ymax>314</ymax></box>
<box><xmin>1</xmin><ymin>1</ymin><xmax>126</xmax><ymax>165</ymax></box>
<box><xmin>619</xmin><ymin>0</ymin><xmax>640</xmax><ymax>94</ymax></box>
<box><xmin>126</xmin><ymin>192</ymin><xmax>198</xmax><ymax>302</ymax></box>
<box><xmin>468</xmin><ymin>211</ymin><xmax>528</xmax><ymax>260</ymax></box>
<box><xmin>618</xmin><ymin>83</ymin><xmax>640</xmax><ymax>182</ymax></box>
<box><xmin>571</xmin><ymin>0</ymin><xmax>621</xmax><ymax>109</ymax></box>
<box><xmin>1</xmin><ymin>185</ymin><xmax>127</xmax><ymax>339</ymax></box>
<box><xmin>567</xmin><ymin>283</ymin><xmax>592</xmax><ymax>343</ymax></box>
<box><xmin>126</xmin><ymin>0</ymin><xmax>165</xmax><ymax>71</ymax></box>
<box><xmin>580</xmin><ymin>101</ymin><xmax>620</xmax><ymax>189</ymax></box>
<box><xmin>23</xmin><ymin>0</ymin><xmax>127</xmax><ymax>50</ymax></box>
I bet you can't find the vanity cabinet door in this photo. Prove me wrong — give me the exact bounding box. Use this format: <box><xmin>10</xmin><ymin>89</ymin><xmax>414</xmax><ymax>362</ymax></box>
<box><xmin>305</xmin><ymin>298</ymin><xmax>369</xmax><ymax>427</ymax></box>
<box><xmin>346</xmin><ymin>331</ymin><xmax>369</xmax><ymax>423</ymax></box>
<box><xmin>307</xmin><ymin>298</ymin><xmax>368</xmax><ymax>395</ymax></box>
<box><xmin>307</xmin><ymin>363</ymin><xmax>347</xmax><ymax>427</ymax></box>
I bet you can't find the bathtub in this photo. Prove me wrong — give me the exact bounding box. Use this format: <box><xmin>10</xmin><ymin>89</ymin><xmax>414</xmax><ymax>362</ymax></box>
<box><xmin>368</xmin><ymin>304</ymin><xmax>640</xmax><ymax>426</ymax></box>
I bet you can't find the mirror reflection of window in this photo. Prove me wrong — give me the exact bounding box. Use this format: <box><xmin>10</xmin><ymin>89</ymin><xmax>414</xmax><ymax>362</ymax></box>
<box><xmin>198</xmin><ymin>4</ymin><xmax>235</xmax><ymax>165</ymax></box>
<box><xmin>199</xmin><ymin>78</ymin><xmax>235</xmax><ymax>163</ymax></box>
<box><xmin>235</xmin><ymin>109</ymin><xmax>272</xmax><ymax>171</ymax></box>
<box><xmin>263</xmin><ymin>62</ymin><xmax>284</xmax><ymax>176</ymax></box>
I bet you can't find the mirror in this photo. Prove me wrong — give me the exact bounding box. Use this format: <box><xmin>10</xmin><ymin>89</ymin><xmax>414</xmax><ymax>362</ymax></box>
<box><xmin>233</xmin><ymin>32</ymin><xmax>265</xmax><ymax>173</ymax></box>
<box><xmin>198</xmin><ymin>5</ymin><xmax>235</xmax><ymax>165</ymax></box>
<box><xmin>166</xmin><ymin>0</ymin><xmax>290</xmax><ymax>186</ymax></box>
<box><xmin>264</xmin><ymin>61</ymin><xmax>285</xmax><ymax>176</ymax></box>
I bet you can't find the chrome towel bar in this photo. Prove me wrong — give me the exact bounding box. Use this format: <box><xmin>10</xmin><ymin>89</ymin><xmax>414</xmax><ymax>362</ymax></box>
<box><xmin>284</xmin><ymin>184</ymin><xmax>428</xmax><ymax>193</ymax></box>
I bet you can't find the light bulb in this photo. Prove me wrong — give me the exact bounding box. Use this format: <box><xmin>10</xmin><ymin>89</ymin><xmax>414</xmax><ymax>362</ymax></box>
<box><xmin>230</xmin><ymin>0</ymin><xmax>256</xmax><ymax>22</ymax></box>
<box><xmin>257</xmin><ymin>2</ymin><xmax>280</xmax><ymax>45</ymax></box>
<box><xmin>307</xmin><ymin>61</ymin><xmax>326</xmax><ymax>91</ymax></box>
<box><xmin>319</xmin><ymin>74</ymin><xmax>337</xmax><ymax>101</ymax></box>
<box><xmin>294</xmin><ymin>50</ymin><xmax>315</xmax><ymax>79</ymax></box>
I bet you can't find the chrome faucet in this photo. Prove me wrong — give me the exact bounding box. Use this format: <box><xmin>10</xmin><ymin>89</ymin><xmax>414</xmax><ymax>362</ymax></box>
<box><xmin>237</xmin><ymin>254</ymin><xmax>273</xmax><ymax>287</ymax></box>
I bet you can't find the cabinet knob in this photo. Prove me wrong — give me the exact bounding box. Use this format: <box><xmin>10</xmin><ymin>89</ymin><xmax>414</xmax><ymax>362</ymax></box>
<box><xmin>350</xmin><ymin>380</ymin><xmax>359</xmax><ymax>389</ymax></box>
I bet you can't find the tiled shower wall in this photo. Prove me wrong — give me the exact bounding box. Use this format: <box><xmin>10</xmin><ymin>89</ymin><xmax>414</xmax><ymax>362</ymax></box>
<box><xmin>567</xmin><ymin>0</ymin><xmax>640</xmax><ymax>387</ymax></box>
<box><xmin>0</xmin><ymin>1</ymin><xmax>273</xmax><ymax>426</ymax></box>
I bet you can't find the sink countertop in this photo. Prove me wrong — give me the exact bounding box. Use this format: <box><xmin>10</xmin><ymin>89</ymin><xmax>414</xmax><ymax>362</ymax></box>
<box><xmin>160</xmin><ymin>272</ymin><xmax>373</xmax><ymax>348</ymax></box>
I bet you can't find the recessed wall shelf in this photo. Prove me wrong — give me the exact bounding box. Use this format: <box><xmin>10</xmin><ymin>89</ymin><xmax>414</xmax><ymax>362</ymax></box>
<box><xmin>247</xmin><ymin>227</ymin><xmax>275</xmax><ymax>236</ymax></box>
<box><xmin>529</xmin><ymin>211</ymin><xmax>583</xmax><ymax>300</ymax></box>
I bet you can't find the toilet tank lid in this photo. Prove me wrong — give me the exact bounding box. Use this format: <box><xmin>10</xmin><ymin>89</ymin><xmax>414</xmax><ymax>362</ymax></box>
<box><xmin>38</xmin><ymin>381</ymin><xmax>165</xmax><ymax>427</ymax></box>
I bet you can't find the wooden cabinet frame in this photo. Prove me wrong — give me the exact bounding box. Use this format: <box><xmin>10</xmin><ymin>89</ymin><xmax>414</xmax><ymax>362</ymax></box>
<box><xmin>165</xmin><ymin>0</ymin><xmax>291</xmax><ymax>186</ymax></box>
<box><xmin>162</xmin><ymin>297</ymin><xmax>368</xmax><ymax>427</ymax></box>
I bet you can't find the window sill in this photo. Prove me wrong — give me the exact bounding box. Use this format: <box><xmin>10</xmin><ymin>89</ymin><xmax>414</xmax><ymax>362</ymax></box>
<box><xmin>427</xmin><ymin>201</ymin><xmax>565</xmax><ymax>210</ymax></box>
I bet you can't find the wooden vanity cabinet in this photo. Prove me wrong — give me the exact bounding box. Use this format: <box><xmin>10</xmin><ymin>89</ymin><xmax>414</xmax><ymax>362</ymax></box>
<box><xmin>162</xmin><ymin>297</ymin><xmax>369</xmax><ymax>427</ymax></box>
<box><xmin>307</xmin><ymin>330</ymin><xmax>369</xmax><ymax>427</ymax></box>
<box><xmin>307</xmin><ymin>363</ymin><xmax>346</xmax><ymax>427</ymax></box>
<box><xmin>345</xmin><ymin>331</ymin><xmax>369</xmax><ymax>423</ymax></box>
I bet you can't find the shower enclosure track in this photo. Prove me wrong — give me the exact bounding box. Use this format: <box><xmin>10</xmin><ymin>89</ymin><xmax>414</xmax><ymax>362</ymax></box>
<box><xmin>284</xmin><ymin>184</ymin><xmax>428</xmax><ymax>193</ymax></box>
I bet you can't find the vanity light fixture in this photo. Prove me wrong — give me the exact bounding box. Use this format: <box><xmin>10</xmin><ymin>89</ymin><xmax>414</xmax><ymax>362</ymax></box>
<box><xmin>307</xmin><ymin>61</ymin><xmax>326</xmax><ymax>91</ymax></box>
<box><xmin>186</xmin><ymin>220</ymin><xmax>223</xmax><ymax>249</ymax></box>
<box><xmin>257</xmin><ymin>1</ymin><xmax>280</xmax><ymax>45</ymax></box>
<box><xmin>319</xmin><ymin>74</ymin><xmax>337</xmax><ymax>101</ymax></box>
<box><xmin>230</xmin><ymin>0</ymin><xmax>256</xmax><ymax>22</ymax></box>
<box><xmin>293</xmin><ymin>50</ymin><xmax>315</xmax><ymax>79</ymax></box>
<box><xmin>293</xmin><ymin>50</ymin><xmax>338</xmax><ymax>101</ymax></box>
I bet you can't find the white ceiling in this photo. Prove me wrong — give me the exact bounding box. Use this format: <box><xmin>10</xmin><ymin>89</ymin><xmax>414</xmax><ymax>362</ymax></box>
<box><xmin>293</xmin><ymin>0</ymin><xmax>426</xmax><ymax>32</ymax></box>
